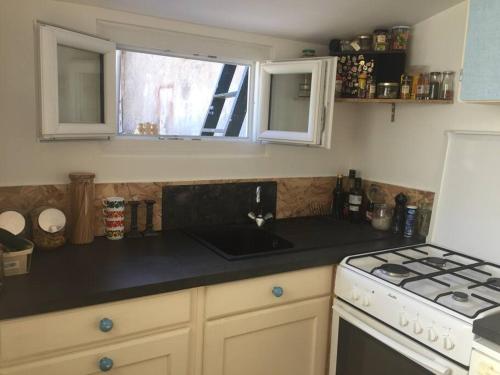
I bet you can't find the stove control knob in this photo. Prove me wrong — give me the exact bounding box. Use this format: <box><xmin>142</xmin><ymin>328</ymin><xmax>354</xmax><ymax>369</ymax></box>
<box><xmin>443</xmin><ymin>336</ymin><xmax>455</xmax><ymax>351</ymax></box>
<box><xmin>427</xmin><ymin>328</ymin><xmax>438</xmax><ymax>342</ymax></box>
<box><xmin>351</xmin><ymin>289</ymin><xmax>360</xmax><ymax>302</ymax></box>
<box><xmin>399</xmin><ymin>313</ymin><xmax>409</xmax><ymax>327</ymax></box>
<box><xmin>362</xmin><ymin>295</ymin><xmax>370</xmax><ymax>307</ymax></box>
<box><xmin>413</xmin><ymin>321</ymin><xmax>423</xmax><ymax>335</ymax></box>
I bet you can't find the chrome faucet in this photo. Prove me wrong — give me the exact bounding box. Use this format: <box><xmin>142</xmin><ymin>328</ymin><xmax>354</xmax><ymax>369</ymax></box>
<box><xmin>248</xmin><ymin>185</ymin><xmax>273</xmax><ymax>227</ymax></box>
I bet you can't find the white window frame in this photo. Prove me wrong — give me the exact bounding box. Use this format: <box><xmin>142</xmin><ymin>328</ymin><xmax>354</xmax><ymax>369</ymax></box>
<box><xmin>38</xmin><ymin>24</ymin><xmax>116</xmax><ymax>140</ymax></box>
<box><xmin>255</xmin><ymin>59</ymin><xmax>328</xmax><ymax>146</ymax></box>
<box><xmin>116</xmin><ymin>46</ymin><xmax>256</xmax><ymax>142</ymax></box>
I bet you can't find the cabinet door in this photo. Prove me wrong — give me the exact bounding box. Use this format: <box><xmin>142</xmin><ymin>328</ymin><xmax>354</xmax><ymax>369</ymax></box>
<box><xmin>39</xmin><ymin>24</ymin><xmax>117</xmax><ymax>139</ymax></box>
<box><xmin>203</xmin><ymin>296</ymin><xmax>330</xmax><ymax>375</ymax></box>
<box><xmin>255</xmin><ymin>58</ymin><xmax>336</xmax><ymax>147</ymax></box>
<box><xmin>460</xmin><ymin>0</ymin><xmax>500</xmax><ymax>102</ymax></box>
<box><xmin>1</xmin><ymin>329</ymin><xmax>190</xmax><ymax>375</ymax></box>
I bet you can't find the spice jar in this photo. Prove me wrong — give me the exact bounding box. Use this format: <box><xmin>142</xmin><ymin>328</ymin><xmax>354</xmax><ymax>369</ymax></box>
<box><xmin>439</xmin><ymin>71</ymin><xmax>455</xmax><ymax>100</ymax></box>
<box><xmin>366</xmin><ymin>76</ymin><xmax>376</xmax><ymax>99</ymax></box>
<box><xmin>391</xmin><ymin>26</ymin><xmax>410</xmax><ymax>50</ymax></box>
<box><xmin>356</xmin><ymin>35</ymin><xmax>372</xmax><ymax>51</ymax></box>
<box><xmin>400</xmin><ymin>74</ymin><xmax>412</xmax><ymax>99</ymax></box>
<box><xmin>377</xmin><ymin>82</ymin><xmax>399</xmax><ymax>99</ymax></box>
<box><xmin>373</xmin><ymin>29</ymin><xmax>389</xmax><ymax>51</ymax></box>
<box><xmin>372</xmin><ymin>204</ymin><xmax>393</xmax><ymax>231</ymax></box>
<box><xmin>429</xmin><ymin>72</ymin><xmax>442</xmax><ymax>100</ymax></box>
<box><xmin>69</xmin><ymin>172</ymin><xmax>95</xmax><ymax>245</ymax></box>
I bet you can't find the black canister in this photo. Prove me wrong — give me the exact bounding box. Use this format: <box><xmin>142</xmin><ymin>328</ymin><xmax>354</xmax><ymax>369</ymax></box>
<box><xmin>391</xmin><ymin>193</ymin><xmax>408</xmax><ymax>234</ymax></box>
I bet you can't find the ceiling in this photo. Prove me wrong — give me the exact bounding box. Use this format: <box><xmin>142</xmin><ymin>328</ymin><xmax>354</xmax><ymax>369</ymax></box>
<box><xmin>58</xmin><ymin>0</ymin><xmax>464</xmax><ymax>44</ymax></box>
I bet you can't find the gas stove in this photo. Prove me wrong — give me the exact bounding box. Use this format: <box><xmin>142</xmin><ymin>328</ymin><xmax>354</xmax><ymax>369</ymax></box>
<box><xmin>334</xmin><ymin>244</ymin><xmax>500</xmax><ymax>367</ymax></box>
<box><xmin>347</xmin><ymin>244</ymin><xmax>500</xmax><ymax>319</ymax></box>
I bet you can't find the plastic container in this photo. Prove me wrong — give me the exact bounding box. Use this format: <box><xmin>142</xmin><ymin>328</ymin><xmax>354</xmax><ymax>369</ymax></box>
<box><xmin>2</xmin><ymin>240</ymin><xmax>34</xmax><ymax>276</ymax></box>
<box><xmin>391</xmin><ymin>26</ymin><xmax>410</xmax><ymax>50</ymax></box>
<box><xmin>377</xmin><ymin>82</ymin><xmax>399</xmax><ymax>99</ymax></box>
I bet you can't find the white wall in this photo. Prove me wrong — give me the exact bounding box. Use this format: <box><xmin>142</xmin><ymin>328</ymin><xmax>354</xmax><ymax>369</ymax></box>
<box><xmin>0</xmin><ymin>0</ymin><xmax>359</xmax><ymax>186</ymax></box>
<box><xmin>348</xmin><ymin>2</ymin><xmax>500</xmax><ymax>192</ymax></box>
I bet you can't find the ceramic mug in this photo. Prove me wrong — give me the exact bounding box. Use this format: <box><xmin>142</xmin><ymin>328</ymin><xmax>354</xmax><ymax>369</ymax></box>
<box><xmin>102</xmin><ymin>197</ymin><xmax>125</xmax><ymax>240</ymax></box>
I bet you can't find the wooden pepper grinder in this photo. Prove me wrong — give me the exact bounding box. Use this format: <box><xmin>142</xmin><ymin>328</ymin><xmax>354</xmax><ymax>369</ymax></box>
<box><xmin>69</xmin><ymin>172</ymin><xmax>95</xmax><ymax>244</ymax></box>
<box><xmin>142</xmin><ymin>199</ymin><xmax>158</xmax><ymax>237</ymax></box>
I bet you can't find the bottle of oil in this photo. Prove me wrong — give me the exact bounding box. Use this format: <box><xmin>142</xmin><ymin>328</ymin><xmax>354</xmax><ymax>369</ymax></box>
<box><xmin>349</xmin><ymin>178</ymin><xmax>363</xmax><ymax>223</ymax></box>
<box><xmin>332</xmin><ymin>175</ymin><xmax>344</xmax><ymax>219</ymax></box>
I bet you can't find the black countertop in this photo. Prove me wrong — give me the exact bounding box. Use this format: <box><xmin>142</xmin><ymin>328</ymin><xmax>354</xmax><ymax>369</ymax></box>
<box><xmin>0</xmin><ymin>217</ymin><xmax>424</xmax><ymax>320</ymax></box>
<box><xmin>473</xmin><ymin>313</ymin><xmax>500</xmax><ymax>345</ymax></box>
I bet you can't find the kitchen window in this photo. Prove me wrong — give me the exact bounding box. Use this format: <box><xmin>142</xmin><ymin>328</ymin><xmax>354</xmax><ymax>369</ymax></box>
<box><xmin>118</xmin><ymin>50</ymin><xmax>251</xmax><ymax>139</ymax></box>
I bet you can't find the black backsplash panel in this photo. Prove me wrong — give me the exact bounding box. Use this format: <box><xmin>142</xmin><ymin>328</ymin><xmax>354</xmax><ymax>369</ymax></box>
<box><xmin>162</xmin><ymin>182</ymin><xmax>277</xmax><ymax>229</ymax></box>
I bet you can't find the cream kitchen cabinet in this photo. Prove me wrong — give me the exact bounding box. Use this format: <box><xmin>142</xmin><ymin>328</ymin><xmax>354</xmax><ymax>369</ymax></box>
<box><xmin>0</xmin><ymin>266</ymin><xmax>335</xmax><ymax>375</ymax></box>
<box><xmin>0</xmin><ymin>329</ymin><xmax>190</xmax><ymax>375</ymax></box>
<box><xmin>203</xmin><ymin>266</ymin><xmax>334</xmax><ymax>375</ymax></box>
<box><xmin>203</xmin><ymin>296</ymin><xmax>331</xmax><ymax>375</ymax></box>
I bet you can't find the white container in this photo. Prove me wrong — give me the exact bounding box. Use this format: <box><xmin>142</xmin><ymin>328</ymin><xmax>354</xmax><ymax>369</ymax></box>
<box><xmin>2</xmin><ymin>241</ymin><xmax>34</xmax><ymax>276</ymax></box>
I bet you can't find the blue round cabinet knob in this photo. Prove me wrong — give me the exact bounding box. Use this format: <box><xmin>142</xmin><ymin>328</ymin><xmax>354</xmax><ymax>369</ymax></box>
<box><xmin>99</xmin><ymin>357</ymin><xmax>113</xmax><ymax>372</ymax></box>
<box><xmin>272</xmin><ymin>286</ymin><xmax>284</xmax><ymax>297</ymax></box>
<box><xmin>99</xmin><ymin>318</ymin><xmax>113</xmax><ymax>332</ymax></box>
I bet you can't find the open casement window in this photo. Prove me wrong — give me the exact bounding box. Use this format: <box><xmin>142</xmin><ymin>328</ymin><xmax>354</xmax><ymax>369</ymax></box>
<box><xmin>255</xmin><ymin>57</ymin><xmax>337</xmax><ymax>148</ymax></box>
<box><xmin>38</xmin><ymin>24</ymin><xmax>116</xmax><ymax>140</ymax></box>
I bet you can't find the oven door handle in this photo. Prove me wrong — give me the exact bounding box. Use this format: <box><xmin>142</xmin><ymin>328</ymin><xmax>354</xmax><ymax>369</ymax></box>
<box><xmin>334</xmin><ymin>304</ymin><xmax>452</xmax><ymax>375</ymax></box>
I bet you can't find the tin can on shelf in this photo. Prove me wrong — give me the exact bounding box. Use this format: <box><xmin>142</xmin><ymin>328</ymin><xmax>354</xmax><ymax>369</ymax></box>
<box><xmin>404</xmin><ymin>205</ymin><xmax>418</xmax><ymax>238</ymax></box>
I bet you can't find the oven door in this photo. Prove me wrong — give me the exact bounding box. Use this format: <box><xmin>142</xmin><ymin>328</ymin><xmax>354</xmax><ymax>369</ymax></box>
<box><xmin>329</xmin><ymin>299</ymin><xmax>468</xmax><ymax>375</ymax></box>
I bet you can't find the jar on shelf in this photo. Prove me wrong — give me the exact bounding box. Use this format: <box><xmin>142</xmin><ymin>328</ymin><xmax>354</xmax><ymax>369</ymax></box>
<box><xmin>340</xmin><ymin>40</ymin><xmax>354</xmax><ymax>52</ymax></box>
<box><xmin>400</xmin><ymin>74</ymin><xmax>412</xmax><ymax>99</ymax></box>
<box><xmin>429</xmin><ymin>72</ymin><xmax>442</xmax><ymax>100</ymax></box>
<box><xmin>439</xmin><ymin>71</ymin><xmax>455</xmax><ymax>100</ymax></box>
<box><xmin>377</xmin><ymin>82</ymin><xmax>399</xmax><ymax>99</ymax></box>
<box><xmin>372</xmin><ymin>204</ymin><xmax>393</xmax><ymax>231</ymax></box>
<box><xmin>356</xmin><ymin>35</ymin><xmax>372</xmax><ymax>51</ymax></box>
<box><xmin>391</xmin><ymin>26</ymin><xmax>410</xmax><ymax>50</ymax></box>
<box><xmin>373</xmin><ymin>29</ymin><xmax>389</xmax><ymax>51</ymax></box>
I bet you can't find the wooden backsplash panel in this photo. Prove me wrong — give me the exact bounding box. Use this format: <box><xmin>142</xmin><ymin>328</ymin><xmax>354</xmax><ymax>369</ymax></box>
<box><xmin>0</xmin><ymin>177</ymin><xmax>435</xmax><ymax>238</ymax></box>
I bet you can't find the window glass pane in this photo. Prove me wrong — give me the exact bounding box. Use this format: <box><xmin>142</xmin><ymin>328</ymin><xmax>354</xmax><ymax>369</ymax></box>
<box><xmin>268</xmin><ymin>73</ymin><xmax>311</xmax><ymax>133</ymax></box>
<box><xmin>57</xmin><ymin>45</ymin><xmax>104</xmax><ymax>123</ymax></box>
<box><xmin>118</xmin><ymin>50</ymin><xmax>249</xmax><ymax>138</ymax></box>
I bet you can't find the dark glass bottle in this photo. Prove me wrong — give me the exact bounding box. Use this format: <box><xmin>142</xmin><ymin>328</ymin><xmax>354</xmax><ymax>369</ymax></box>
<box><xmin>343</xmin><ymin>169</ymin><xmax>356</xmax><ymax>219</ymax></box>
<box><xmin>349</xmin><ymin>178</ymin><xmax>363</xmax><ymax>223</ymax></box>
<box><xmin>391</xmin><ymin>193</ymin><xmax>408</xmax><ymax>234</ymax></box>
<box><xmin>332</xmin><ymin>174</ymin><xmax>344</xmax><ymax>219</ymax></box>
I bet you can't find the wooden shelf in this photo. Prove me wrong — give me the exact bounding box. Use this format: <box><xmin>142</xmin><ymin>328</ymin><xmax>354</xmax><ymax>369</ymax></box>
<box><xmin>335</xmin><ymin>98</ymin><xmax>453</xmax><ymax>122</ymax></box>
<box><xmin>330</xmin><ymin>50</ymin><xmax>406</xmax><ymax>57</ymax></box>
<box><xmin>336</xmin><ymin>98</ymin><xmax>453</xmax><ymax>104</ymax></box>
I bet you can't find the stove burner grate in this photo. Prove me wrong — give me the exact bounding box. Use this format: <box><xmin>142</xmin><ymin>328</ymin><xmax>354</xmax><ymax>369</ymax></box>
<box><xmin>379</xmin><ymin>263</ymin><xmax>411</xmax><ymax>278</ymax></box>
<box><xmin>424</xmin><ymin>257</ymin><xmax>447</xmax><ymax>268</ymax></box>
<box><xmin>487</xmin><ymin>277</ymin><xmax>500</xmax><ymax>289</ymax></box>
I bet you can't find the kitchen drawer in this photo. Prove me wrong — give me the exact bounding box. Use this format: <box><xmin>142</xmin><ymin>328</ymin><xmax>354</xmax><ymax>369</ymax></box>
<box><xmin>0</xmin><ymin>290</ymin><xmax>192</xmax><ymax>362</ymax></box>
<box><xmin>205</xmin><ymin>266</ymin><xmax>333</xmax><ymax>319</ymax></box>
<box><xmin>0</xmin><ymin>328</ymin><xmax>190</xmax><ymax>375</ymax></box>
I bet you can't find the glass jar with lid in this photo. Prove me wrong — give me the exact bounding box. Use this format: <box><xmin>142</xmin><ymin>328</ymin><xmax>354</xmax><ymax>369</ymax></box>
<box><xmin>439</xmin><ymin>71</ymin><xmax>455</xmax><ymax>100</ymax></box>
<box><xmin>372</xmin><ymin>204</ymin><xmax>393</xmax><ymax>231</ymax></box>
<box><xmin>373</xmin><ymin>29</ymin><xmax>389</xmax><ymax>51</ymax></box>
<box><xmin>356</xmin><ymin>35</ymin><xmax>372</xmax><ymax>51</ymax></box>
<box><xmin>377</xmin><ymin>82</ymin><xmax>399</xmax><ymax>99</ymax></box>
<box><xmin>391</xmin><ymin>26</ymin><xmax>410</xmax><ymax>50</ymax></box>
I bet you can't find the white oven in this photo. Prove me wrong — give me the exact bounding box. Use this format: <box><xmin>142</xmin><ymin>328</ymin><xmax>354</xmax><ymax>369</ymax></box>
<box><xmin>329</xmin><ymin>298</ymin><xmax>468</xmax><ymax>375</ymax></box>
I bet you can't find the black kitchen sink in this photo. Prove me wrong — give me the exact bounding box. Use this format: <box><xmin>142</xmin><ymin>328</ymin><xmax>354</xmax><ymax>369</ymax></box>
<box><xmin>185</xmin><ymin>225</ymin><xmax>294</xmax><ymax>260</ymax></box>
